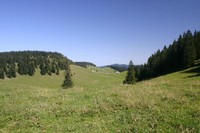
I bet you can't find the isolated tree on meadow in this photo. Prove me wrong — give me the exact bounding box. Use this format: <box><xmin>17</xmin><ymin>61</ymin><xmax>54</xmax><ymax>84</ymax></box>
<box><xmin>62</xmin><ymin>62</ymin><xmax>74</xmax><ymax>89</ymax></box>
<box><xmin>123</xmin><ymin>60</ymin><xmax>137</xmax><ymax>84</ymax></box>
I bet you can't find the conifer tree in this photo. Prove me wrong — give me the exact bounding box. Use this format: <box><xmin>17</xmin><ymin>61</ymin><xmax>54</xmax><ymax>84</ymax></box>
<box><xmin>62</xmin><ymin>62</ymin><xmax>73</xmax><ymax>89</ymax></box>
<box><xmin>123</xmin><ymin>60</ymin><xmax>137</xmax><ymax>84</ymax></box>
<box><xmin>0</xmin><ymin>67</ymin><xmax>5</xmax><ymax>79</ymax></box>
<box><xmin>183</xmin><ymin>30</ymin><xmax>197</xmax><ymax>68</ymax></box>
<box><xmin>18</xmin><ymin>62</ymin><xmax>24</xmax><ymax>75</ymax></box>
<box><xmin>56</xmin><ymin>65</ymin><xmax>60</xmax><ymax>75</ymax></box>
<box><xmin>194</xmin><ymin>31</ymin><xmax>200</xmax><ymax>59</ymax></box>
<box><xmin>5</xmin><ymin>64</ymin><xmax>11</xmax><ymax>78</ymax></box>
<box><xmin>51</xmin><ymin>61</ymin><xmax>56</xmax><ymax>73</ymax></box>
<box><xmin>28</xmin><ymin>63</ymin><xmax>35</xmax><ymax>76</ymax></box>
<box><xmin>40</xmin><ymin>63</ymin><xmax>46</xmax><ymax>75</ymax></box>
<box><xmin>11</xmin><ymin>64</ymin><xmax>16</xmax><ymax>78</ymax></box>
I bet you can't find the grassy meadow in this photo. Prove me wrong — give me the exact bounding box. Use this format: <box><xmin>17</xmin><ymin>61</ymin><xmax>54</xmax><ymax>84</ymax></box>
<box><xmin>0</xmin><ymin>65</ymin><xmax>200</xmax><ymax>132</ymax></box>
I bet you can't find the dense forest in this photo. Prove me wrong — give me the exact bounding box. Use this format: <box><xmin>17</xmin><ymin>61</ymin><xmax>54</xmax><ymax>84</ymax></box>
<box><xmin>138</xmin><ymin>30</ymin><xmax>200</xmax><ymax>80</ymax></box>
<box><xmin>106</xmin><ymin>64</ymin><xmax>128</xmax><ymax>72</ymax></box>
<box><xmin>74</xmin><ymin>62</ymin><xmax>96</xmax><ymax>68</ymax></box>
<box><xmin>0</xmin><ymin>51</ymin><xmax>72</xmax><ymax>79</ymax></box>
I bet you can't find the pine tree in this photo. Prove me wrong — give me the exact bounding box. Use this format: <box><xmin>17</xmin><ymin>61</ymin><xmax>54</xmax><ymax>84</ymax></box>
<box><xmin>55</xmin><ymin>65</ymin><xmax>60</xmax><ymax>75</ymax></box>
<box><xmin>51</xmin><ymin>61</ymin><xmax>56</xmax><ymax>73</ymax></box>
<box><xmin>194</xmin><ymin>31</ymin><xmax>200</xmax><ymax>59</ymax></box>
<box><xmin>11</xmin><ymin>64</ymin><xmax>16</xmax><ymax>78</ymax></box>
<box><xmin>5</xmin><ymin>64</ymin><xmax>12</xmax><ymax>78</ymax></box>
<box><xmin>183</xmin><ymin>30</ymin><xmax>197</xmax><ymax>68</ymax></box>
<box><xmin>40</xmin><ymin>63</ymin><xmax>46</xmax><ymax>75</ymax></box>
<box><xmin>28</xmin><ymin>63</ymin><xmax>35</xmax><ymax>76</ymax></box>
<box><xmin>0</xmin><ymin>67</ymin><xmax>5</xmax><ymax>79</ymax></box>
<box><xmin>123</xmin><ymin>60</ymin><xmax>137</xmax><ymax>84</ymax></box>
<box><xmin>62</xmin><ymin>62</ymin><xmax>73</xmax><ymax>89</ymax></box>
<box><xmin>18</xmin><ymin>62</ymin><xmax>24</xmax><ymax>75</ymax></box>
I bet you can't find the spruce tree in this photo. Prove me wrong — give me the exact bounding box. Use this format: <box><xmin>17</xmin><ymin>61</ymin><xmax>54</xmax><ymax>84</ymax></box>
<box><xmin>11</xmin><ymin>64</ymin><xmax>16</xmax><ymax>78</ymax></box>
<box><xmin>183</xmin><ymin>30</ymin><xmax>197</xmax><ymax>68</ymax></box>
<box><xmin>5</xmin><ymin>64</ymin><xmax>12</xmax><ymax>78</ymax></box>
<box><xmin>18</xmin><ymin>62</ymin><xmax>24</xmax><ymax>75</ymax></box>
<box><xmin>40</xmin><ymin>63</ymin><xmax>46</xmax><ymax>75</ymax></box>
<box><xmin>123</xmin><ymin>60</ymin><xmax>137</xmax><ymax>84</ymax></box>
<box><xmin>62</xmin><ymin>62</ymin><xmax>73</xmax><ymax>89</ymax></box>
<box><xmin>194</xmin><ymin>31</ymin><xmax>200</xmax><ymax>59</ymax></box>
<box><xmin>56</xmin><ymin>65</ymin><xmax>60</xmax><ymax>75</ymax></box>
<box><xmin>0</xmin><ymin>67</ymin><xmax>5</xmax><ymax>79</ymax></box>
<box><xmin>28</xmin><ymin>63</ymin><xmax>35</xmax><ymax>76</ymax></box>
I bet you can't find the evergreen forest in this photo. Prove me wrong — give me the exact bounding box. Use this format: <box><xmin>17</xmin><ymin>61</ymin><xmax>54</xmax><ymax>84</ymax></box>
<box><xmin>0</xmin><ymin>51</ymin><xmax>71</xmax><ymax>79</ymax></box>
<box><xmin>138</xmin><ymin>30</ymin><xmax>200</xmax><ymax>80</ymax></box>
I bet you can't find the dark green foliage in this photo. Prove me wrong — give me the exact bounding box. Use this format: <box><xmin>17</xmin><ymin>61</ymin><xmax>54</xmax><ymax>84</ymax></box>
<box><xmin>4</xmin><ymin>63</ymin><xmax>16</xmax><ymax>78</ymax></box>
<box><xmin>0</xmin><ymin>51</ymin><xmax>72</xmax><ymax>79</ymax></box>
<box><xmin>18</xmin><ymin>61</ymin><xmax>29</xmax><ymax>75</ymax></box>
<box><xmin>182</xmin><ymin>30</ymin><xmax>197</xmax><ymax>68</ymax></box>
<box><xmin>123</xmin><ymin>61</ymin><xmax>137</xmax><ymax>84</ymax></box>
<box><xmin>138</xmin><ymin>30</ymin><xmax>200</xmax><ymax>81</ymax></box>
<box><xmin>75</xmin><ymin>62</ymin><xmax>96</xmax><ymax>68</ymax></box>
<box><xmin>51</xmin><ymin>61</ymin><xmax>56</xmax><ymax>73</ymax></box>
<box><xmin>194</xmin><ymin>31</ymin><xmax>200</xmax><ymax>59</ymax></box>
<box><xmin>107</xmin><ymin>64</ymin><xmax>128</xmax><ymax>72</ymax></box>
<box><xmin>40</xmin><ymin>63</ymin><xmax>46</xmax><ymax>75</ymax></box>
<box><xmin>10</xmin><ymin>64</ymin><xmax>16</xmax><ymax>78</ymax></box>
<box><xmin>62</xmin><ymin>62</ymin><xmax>74</xmax><ymax>89</ymax></box>
<box><xmin>18</xmin><ymin>62</ymin><xmax>24</xmax><ymax>75</ymax></box>
<box><xmin>28</xmin><ymin>63</ymin><xmax>35</xmax><ymax>76</ymax></box>
<box><xmin>56</xmin><ymin>65</ymin><xmax>60</xmax><ymax>75</ymax></box>
<box><xmin>0</xmin><ymin>67</ymin><xmax>5</xmax><ymax>79</ymax></box>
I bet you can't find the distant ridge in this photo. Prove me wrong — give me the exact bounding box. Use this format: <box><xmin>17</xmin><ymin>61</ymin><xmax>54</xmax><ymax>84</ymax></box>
<box><xmin>74</xmin><ymin>62</ymin><xmax>96</xmax><ymax>68</ymax></box>
<box><xmin>104</xmin><ymin>64</ymin><xmax>128</xmax><ymax>72</ymax></box>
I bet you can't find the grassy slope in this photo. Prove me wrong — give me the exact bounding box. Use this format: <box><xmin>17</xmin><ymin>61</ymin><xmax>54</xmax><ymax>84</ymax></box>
<box><xmin>87</xmin><ymin>65</ymin><xmax>117</xmax><ymax>74</ymax></box>
<box><xmin>0</xmin><ymin>65</ymin><xmax>199</xmax><ymax>132</ymax></box>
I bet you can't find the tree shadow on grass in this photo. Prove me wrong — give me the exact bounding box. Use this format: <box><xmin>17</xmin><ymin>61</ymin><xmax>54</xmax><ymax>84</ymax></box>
<box><xmin>182</xmin><ymin>66</ymin><xmax>200</xmax><ymax>78</ymax></box>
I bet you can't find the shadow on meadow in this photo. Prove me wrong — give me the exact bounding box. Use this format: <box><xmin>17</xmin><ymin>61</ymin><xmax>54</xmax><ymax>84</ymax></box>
<box><xmin>182</xmin><ymin>64</ymin><xmax>200</xmax><ymax>78</ymax></box>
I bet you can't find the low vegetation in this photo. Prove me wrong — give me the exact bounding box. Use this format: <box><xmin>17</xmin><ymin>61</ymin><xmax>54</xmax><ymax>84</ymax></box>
<box><xmin>0</xmin><ymin>65</ymin><xmax>199</xmax><ymax>132</ymax></box>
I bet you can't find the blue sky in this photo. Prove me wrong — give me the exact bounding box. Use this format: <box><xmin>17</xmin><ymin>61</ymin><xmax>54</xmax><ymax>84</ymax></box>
<box><xmin>0</xmin><ymin>0</ymin><xmax>200</xmax><ymax>66</ymax></box>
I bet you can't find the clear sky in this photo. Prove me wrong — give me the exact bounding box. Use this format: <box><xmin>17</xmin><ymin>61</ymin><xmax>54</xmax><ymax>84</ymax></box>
<box><xmin>0</xmin><ymin>0</ymin><xmax>200</xmax><ymax>66</ymax></box>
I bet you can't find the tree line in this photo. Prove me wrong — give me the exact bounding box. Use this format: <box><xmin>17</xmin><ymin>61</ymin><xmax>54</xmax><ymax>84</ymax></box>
<box><xmin>74</xmin><ymin>62</ymin><xmax>96</xmax><ymax>68</ymax></box>
<box><xmin>0</xmin><ymin>51</ymin><xmax>72</xmax><ymax>79</ymax></box>
<box><xmin>137</xmin><ymin>30</ymin><xmax>200</xmax><ymax>80</ymax></box>
<box><xmin>124</xmin><ymin>30</ymin><xmax>200</xmax><ymax>84</ymax></box>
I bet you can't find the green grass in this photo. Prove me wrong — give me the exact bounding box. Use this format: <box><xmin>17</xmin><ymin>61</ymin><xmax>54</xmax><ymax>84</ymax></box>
<box><xmin>0</xmin><ymin>65</ymin><xmax>200</xmax><ymax>132</ymax></box>
<box><xmin>87</xmin><ymin>65</ymin><xmax>117</xmax><ymax>74</ymax></box>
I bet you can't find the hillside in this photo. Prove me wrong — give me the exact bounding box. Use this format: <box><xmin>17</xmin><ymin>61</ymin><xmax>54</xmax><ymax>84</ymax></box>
<box><xmin>74</xmin><ymin>62</ymin><xmax>96</xmax><ymax>68</ymax></box>
<box><xmin>0</xmin><ymin>65</ymin><xmax>199</xmax><ymax>132</ymax></box>
<box><xmin>0</xmin><ymin>51</ymin><xmax>71</xmax><ymax>79</ymax></box>
<box><xmin>105</xmin><ymin>64</ymin><xmax>128</xmax><ymax>72</ymax></box>
<box><xmin>87</xmin><ymin>65</ymin><xmax>118</xmax><ymax>74</ymax></box>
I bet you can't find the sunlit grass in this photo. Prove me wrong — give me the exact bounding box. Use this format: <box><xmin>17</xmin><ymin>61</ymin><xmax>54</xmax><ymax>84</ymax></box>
<box><xmin>0</xmin><ymin>65</ymin><xmax>199</xmax><ymax>132</ymax></box>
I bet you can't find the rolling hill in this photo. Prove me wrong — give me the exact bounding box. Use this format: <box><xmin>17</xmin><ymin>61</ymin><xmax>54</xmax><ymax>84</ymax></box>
<box><xmin>0</xmin><ymin>65</ymin><xmax>199</xmax><ymax>132</ymax></box>
<box><xmin>105</xmin><ymin>64</ymin><xmax>129</xmax><ymax>72</ymax></box>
